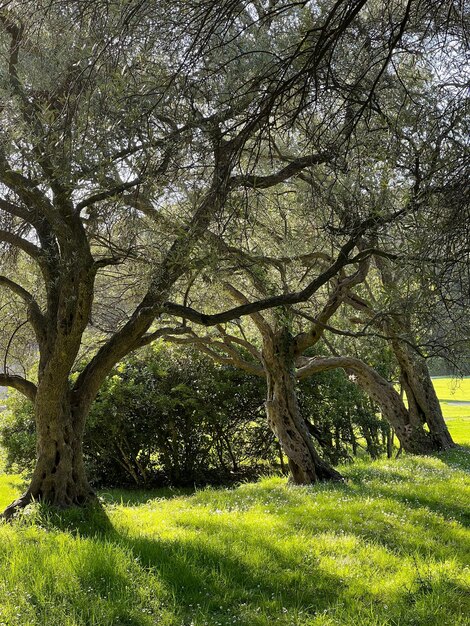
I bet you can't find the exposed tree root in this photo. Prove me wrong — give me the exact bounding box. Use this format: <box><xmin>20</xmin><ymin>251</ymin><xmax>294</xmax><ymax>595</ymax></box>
<box><xmin>1</xmin><ymin>492</ymin><xmax>33</xmax><ymax>521</ymax></box>
<box><xmin>1</xmin><ymin>489</ymin><xmax>97</xmax><ymax>521</ymax></box>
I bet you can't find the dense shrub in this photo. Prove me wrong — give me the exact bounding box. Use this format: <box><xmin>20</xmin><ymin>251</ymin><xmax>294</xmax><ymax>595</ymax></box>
<box><xmin>299</xmin><ymin>369</ymin><xmax>393</xmax><ymax>462</ymax></box>
<box><xmin>85</xmin><ymin>346</ymin><xmax>274</xmax><ymax>486</ymax></box>
<box><xmin>0</xmin><ymin>392</ymin><xmax>35</xmax><ymax>474</ymax></box>
<box><xmin>0</xmin><ymin>344</ymin><xmax>395</xmax><ymax>486</ymax></box>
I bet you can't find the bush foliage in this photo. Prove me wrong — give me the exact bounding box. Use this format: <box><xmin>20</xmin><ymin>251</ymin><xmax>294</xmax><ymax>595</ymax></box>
<box><xmin>0</xmin><ymin>345</ymin><xmax>393</xmax><ymax>486</ymax></box>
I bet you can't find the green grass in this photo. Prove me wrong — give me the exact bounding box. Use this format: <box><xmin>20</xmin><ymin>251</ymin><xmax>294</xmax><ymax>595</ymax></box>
<box><xmin>433</xmin><ymin>377</ymin><xmax>470</xmax><ymax>445</ymax></box>
<box><xmin>432</xmin><ymin>377</ymin><xmax>470</xmax><ymax>404</ymax></box>
<box><xmin>1</xmin><ymin>452</ymin><xmax>469</xmax><ymax>626</ymax></box>
<box><xmin>0</xmin><ymin>376</ymin><xmax>468</xmax><ymax>625</ymax></box>
<box><xmin>444</xmin><ymin>415</ymin><xmax>470</xmax><ymax>445</ymax></box>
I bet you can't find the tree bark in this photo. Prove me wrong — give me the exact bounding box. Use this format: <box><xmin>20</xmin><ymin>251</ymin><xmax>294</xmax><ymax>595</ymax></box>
<box><xmin>262</xmin><ymin>329</ymin><xmax>343</xmax><ymax>484</ymax></box>
<box><xmin>372</xmin><ymin>257</ymin><xmax>455</xmax><ymax>451</ymax></box>
<box><xmin>2</xmin><ymin>388</ymin><xmax>93</xmax><ymax>519</ymax></box>
<box><xmin>392</xmin><ymin>339</ymin><xmax>455</xmax><ymax>450</ymax></box>
<box><xmin>297</xmin><ymin>356</ymin><xmax>437</xmax><ymax>455</ymax></box>
<box><xmin>3</xmin><ymin>252</ymin><xmax>97</xmax><ymax>518</ymax></box>
<box><xmin>386</xmin><ymin>427</ymin><xmax>394</xmax><ymax>458</ymax></box>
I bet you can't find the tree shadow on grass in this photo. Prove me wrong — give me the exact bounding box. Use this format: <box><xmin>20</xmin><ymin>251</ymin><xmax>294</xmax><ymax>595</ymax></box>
<box><xmin>119</xmin><ymin>529</ymin><xmax>349</xmax><ymax>624</ymax></box>
<box><xmin>436</xmin><ymin>445</ymin><xmax>470</xmax><ymax>472</ymax></box>
<box><xmin>344</xmin><ymin>463</ymin><xmax>470</xmax><ymax>527</ymax></box>
<box><xmin>33</xmin><ymin>472</ymin><xmax>470</xmax><ymax>626</ymax></box>
<box><xmin>35</xmin><ymin>498</ymin><xmax>115</xmax><ymax>537</ymax></box>
<box><xmin>97</xmin><ymin>484</ymin><xmax>195</xmax><ymax>507</ymax></box>
<box><xmin>39</xmin><ymin>502</ymin><xmax>346</xmax><ymax>626</ymax></box>
<box><xmin>40</xmin><ymin>497</ymin><xmax>468</xmax><ymax>626</ymax></box>
<box><xmin>366</xmin><ymin>482</ymin><xmax>469</xmax><ymax>527</ymax></box>
<box><xmin>33</xmin><ymin>451</ymin><xmax>470</xmax><ymax>626</ymax></box>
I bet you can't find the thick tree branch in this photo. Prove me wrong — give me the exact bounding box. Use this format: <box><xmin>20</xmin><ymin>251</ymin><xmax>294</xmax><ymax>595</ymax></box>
<box><xmin>222</xmin><ymin>282</ymin><xmax>273</xmax><ymax>339</ymax></box>
<box><xmin>0</xmin><ymin>152</ymin><xmax>57</xmax><ymax>226</ymax></box>
<box><xmin>166</xmin><ymin>332</ymin><xmax>264</xmax><ymax>377</ymax></box>
<box><xmin>215</xmin><ymin>324</ymin><xmax>262</xmax><ymax>360</ymax></box>
<box><xmin>296</xmin><ymin>355</ymin><xmax>377</xmax><ymax>380</ymax></box>
<box><xmin>0</xmin><ymin>373</ymin><xmax>37</xmax><ymax>401</ymax></box>
<box><xmin>0</xmin><ymin>229</ymin><xmax>43</xmax><ymax>261</ymax></box>
<box><xmin>294</xmin><ymin>354</ymin><xmax>414</xmax><ymax>440</ymax></box>
<box><xmin>230</xmin><ymin>152</ymin><xmax>330</xmax><ymax>189</ymax></box>
<box><xmin>72</xmin><ymin>140</ymin><xmax>238</xmax><ymax>406</ymax></box>
<box><xmin>0</xmin><ymin>275</ymin><xmax>46</xmax><ymax>341</ymax></box>
<box><xmin>159</xmin><ymin>233</ymin><xmax>369</xmax><ymax>327</ymax></box>
<box><xmin>133</xmin><ymin>325</ymin><xmax>189</xmax><ymax>349</ymax></box>
<box><xmin>294</xmin><ymin>254</ymin><xmax>370</xmax><ymax>354</ymax></box>
<box><xmin>76</xmin><ymin>178</ymin><xmax>142</xmax><ymax>212</ymax></box>
<box><xmin>0</xmin><ymin>197</ymin><xmax>32</xmax><ymax>222</ymax></box>
<box><xmin>0</xmin><ymin>275</ymin><xmax>37</xmax><ymax>306</ymax></box>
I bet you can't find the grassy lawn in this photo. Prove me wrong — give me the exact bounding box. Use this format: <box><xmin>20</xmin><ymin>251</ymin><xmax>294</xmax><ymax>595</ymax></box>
<box><xmin>433</xmin><ymin>377</ymin><xmax>470</xmax><ymax>445</ymax></box>
<box><xmin>0</xmin><ymin>451</ymin><xmax>469</xmax><ymax>626</ymax></box>
<box><xmin>0</xmin><ymin>376</ymin><xmax>468</xmax><ymax>625</ymax></box>
<box><xmin>432</xmin><ymin>377</ymin><xmax>470</xmax><ymax>404</ymax></box>
<box><xmin>443</xmin><ymin>411</ymin><xmax>470</xmax><ymax>445</ymax></box>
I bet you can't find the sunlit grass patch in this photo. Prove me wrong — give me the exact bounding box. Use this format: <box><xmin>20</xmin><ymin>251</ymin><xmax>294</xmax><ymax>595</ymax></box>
<box><xmin>0</xmin><ymin>522</ymin><xmax>173</xmax><ymax>626</ymax></box>
<box><xmin>1</xmin><ymin>452</ymin><xmax>468</xmax><ymax>625</ymax></box>
<box><xmin>432</xmin><ymin>377</ymin><xmax>470</xmax><ymax>444</ymax></box>
<box><xmin>441</xmin><ymin>403</ymin><xmax>470</xmax><ymax>418</ymax></box>
<box><xmin>444</xmin><ymin>416</ymin><xmax>470</xmax><ymax>444</ymax></box>
<box><xmin>0</xmin><ymin>473</ymin><xmax>24</xmax><ymax>511</ymax></box>
<box><xmin>432</xmin><ymin>377</ymin><xmax>470</xmax><ymax>403</ymax></box>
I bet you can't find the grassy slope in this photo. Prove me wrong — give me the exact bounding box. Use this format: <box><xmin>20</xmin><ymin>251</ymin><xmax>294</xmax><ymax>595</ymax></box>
<box><xmin>0</xmin><ymin>452</ymin><xmax>469</xmax><ymax>626</ymax></box>
<box><xmin>0</xmin><ymin>377</ymin><xmax>468</xmax><ymax>626</ymax></box>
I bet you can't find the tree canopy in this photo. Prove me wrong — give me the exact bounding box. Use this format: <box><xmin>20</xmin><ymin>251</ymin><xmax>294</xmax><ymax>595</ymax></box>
<box><xmin>0</xmin><ymin>0</ymin><xmax>467</xmax><ymax>515</ymax></box>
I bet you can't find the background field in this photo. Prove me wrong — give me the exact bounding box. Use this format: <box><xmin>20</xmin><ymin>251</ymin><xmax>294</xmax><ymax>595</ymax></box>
<box><xmin>433</xmin><ymin>377</ymin><xmax>470</xmax><ymax>444</ymax></box>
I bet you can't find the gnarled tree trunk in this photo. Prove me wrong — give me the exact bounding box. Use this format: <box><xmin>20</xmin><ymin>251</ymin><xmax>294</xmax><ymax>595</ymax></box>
<box><xmin>373</xmin><ymin>258</ymin><xmax>454</xmax><ymax>450</ymax></box>
<box><xmin>263</xmin><ymin>329</ymin><xmax>343</xmax><ymax>484</ymax></box>
<box><xmin>2</xmin><ymin>382</ymin><xmax>93</xmax><ymax>519</ymax></box>
<box><xmin>2</xmin><ymin>253</ymin><xmax>98</xmax><ymax>518</ymax></box>
<box><xmin>297</xmin><ymin>356</ymin><xmax>437</xmax><ymax>455</ymax></box>
<box><xmin>348</xmin><ymin>361</ymin><xmax>435</xmax><ymax>454</ymax></box>
<box><xmin>392</xmin><ymin>339</ymin><xmax>455</xmax><ymax>450</ymax></box>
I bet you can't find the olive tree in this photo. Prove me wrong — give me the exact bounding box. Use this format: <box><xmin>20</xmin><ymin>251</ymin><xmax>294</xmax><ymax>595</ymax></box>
<box><xmin>0</xmin><ymin>0</ymin><xmax>401</xmax><ymax>514</ymax></box>
<box><xmin>0</xmin><ymin>0</ymin><xmax>465</xmax><ymax>513</ymax></box>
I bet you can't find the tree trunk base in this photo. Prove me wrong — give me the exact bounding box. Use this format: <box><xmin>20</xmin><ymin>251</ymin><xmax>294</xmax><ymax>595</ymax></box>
<box><xmin>287</xmin><ymin>458</ymin><xmax>343</xmax><ymax>484</ymax></box>
<box><xmin>430</xmin><ymin>432</ymin><xmax>456</xmax><ymax>451</ymax></box>
<box><xmin>1</xmin><ymin>492</ymin><xmax>34</xmax><ymax>521</ymax></box>
<box><xmin>1</xmin><ymin>484</ymin><xmax>96</xmax><ymax>521</ymax></box>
